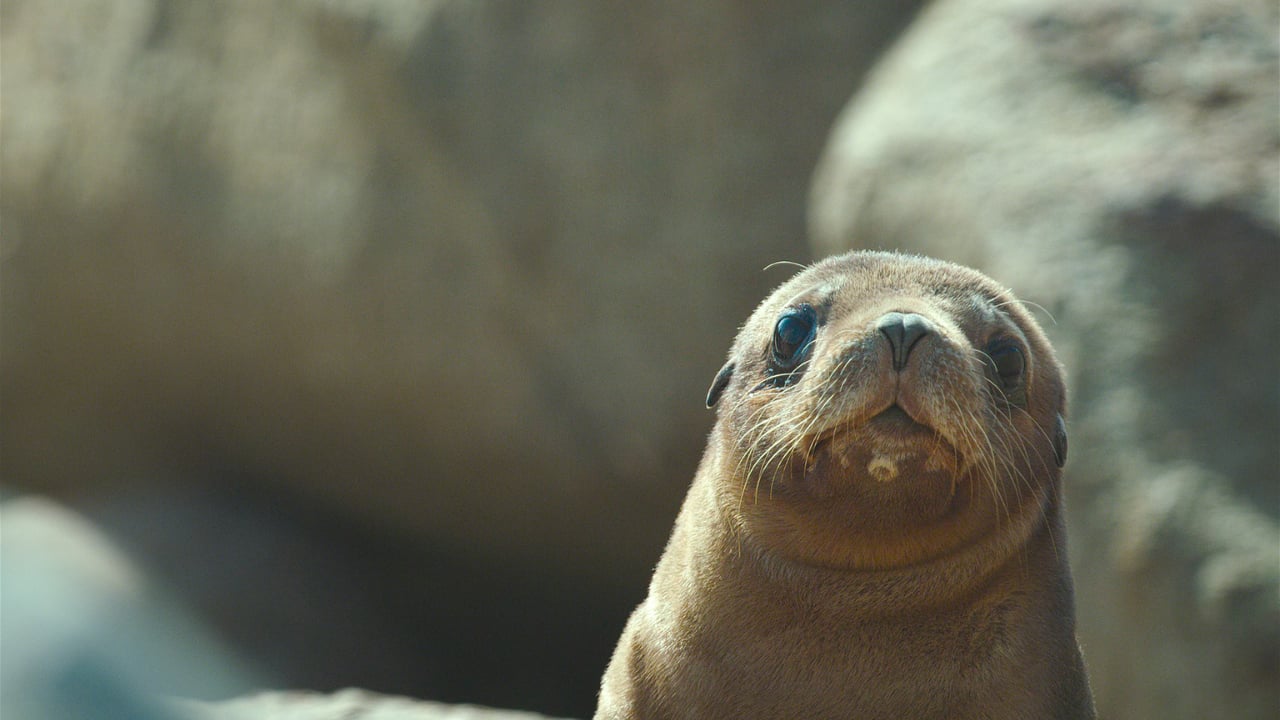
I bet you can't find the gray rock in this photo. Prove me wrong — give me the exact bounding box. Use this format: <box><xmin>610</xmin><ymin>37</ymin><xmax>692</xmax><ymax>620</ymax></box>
<box><xmin>180</xmin><ymin>689</ymin><xmax>570</xmax><ymax>720</ymax></box>
<box><xmin>0</xmin><ymin>497</ymin><xmax>566</xmax><ymax>720</ymax></box>
<box><xmin>0</xmin><ymin>498</ymin><xmax>256</xmax><ymax>720</ymax></box>
<box><xmin>811</xmin><ymin>0</ymin><xmax>1279</xmax><ymax>717</ymax></box>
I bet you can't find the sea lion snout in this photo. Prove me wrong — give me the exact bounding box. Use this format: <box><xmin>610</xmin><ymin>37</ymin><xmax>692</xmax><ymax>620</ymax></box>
<box><xmin>818</xmin><ymin>308</ymin><xmax>970</xmax><ymax>444</ymax></box>
<box><xmin>875</xmin><ymin>311</ymin><xmax>933</xmax><ymax>371</ymax></box>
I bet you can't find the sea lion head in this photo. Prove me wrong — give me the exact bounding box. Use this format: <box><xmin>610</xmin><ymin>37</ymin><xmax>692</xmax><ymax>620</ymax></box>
<box><xmin>705</xmin><ymin>251</ymin><xmax>1067</xmax><ymax>571</ymax></box>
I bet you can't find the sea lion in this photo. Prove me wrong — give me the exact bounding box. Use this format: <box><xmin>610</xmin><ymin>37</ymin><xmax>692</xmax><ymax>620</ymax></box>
<box><xmin>596</xmin><ymin>251</ymin><xmax>1094</xmax><ymax>719</ymax></box>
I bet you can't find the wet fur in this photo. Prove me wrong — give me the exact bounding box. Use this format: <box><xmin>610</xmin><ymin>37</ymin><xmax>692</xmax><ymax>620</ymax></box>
<box><xmin>596</xmin><ymin>252</ymin><xmax>1094</xmax><ymax>719</ymax></box>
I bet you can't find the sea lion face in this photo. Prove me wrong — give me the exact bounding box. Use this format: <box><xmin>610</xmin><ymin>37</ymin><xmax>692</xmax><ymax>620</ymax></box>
<box><xmin>707</xmin><ymin>252</ymin><xmax>1066</xmax><ymax>571</ymax></box>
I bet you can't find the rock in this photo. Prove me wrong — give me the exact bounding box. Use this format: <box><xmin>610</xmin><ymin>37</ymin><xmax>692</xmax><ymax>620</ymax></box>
<box><xmin>180</xmin><ymin>689</ymin><xmax>570</xmax><ymax>720</ymax></box>
<box><xmin>810</xmin><ymin>0</ymin><xmax>1279</xmax><ymax>717</ymax></box>
<box><xmin>0</xmin><ymin>497</ymin><xmax>256</xmax><ymax>720</ymax></box>
<box><xmin>0</xmin><ymin>498</ymin><xmax>566</xmax><ymax>720</ymax></box>
<box><xmin>1</xmin><ymin>0</ymin><xmax>926</xmax><ymax>583</ymax></box>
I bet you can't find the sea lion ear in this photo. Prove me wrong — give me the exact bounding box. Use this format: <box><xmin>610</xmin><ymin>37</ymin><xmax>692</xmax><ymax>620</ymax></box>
<box><xmin>706</xmin><ymin>362</ymin><xmax>735</xmax><ymax>408</ymax></box>
<box><xmin>1052</xmin><ymin>413</ymin><xmax>1068</xmax><ymax>468</ymax></box>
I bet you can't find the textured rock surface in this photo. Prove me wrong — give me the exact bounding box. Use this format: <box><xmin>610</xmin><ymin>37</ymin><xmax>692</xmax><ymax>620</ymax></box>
<box><xmin>1</xmin><ymin>0</ymin><xmax>924</xmax><ymax>714</ymax></box>
<box><xmin>811</xmin><ymin>0</ymin><xmax>1279</xmax><ymax>717</ymax></box>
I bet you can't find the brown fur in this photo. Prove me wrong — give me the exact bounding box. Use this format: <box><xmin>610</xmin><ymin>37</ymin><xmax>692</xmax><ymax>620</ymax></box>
<box><xmin>596</xmin><ymin>251</ymin><xmax>1094</xmax><ymax>719</ymax></box>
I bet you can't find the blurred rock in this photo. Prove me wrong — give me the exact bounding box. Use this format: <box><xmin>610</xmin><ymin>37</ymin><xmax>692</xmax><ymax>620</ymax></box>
<box><xmin>0</xmin><ymin>497</ymin><xmax>565</xmax><ymax>720</ymax></box>
<box><xmin>0</xmin><ymin>497</ymin><xmax>256</xmax><ymax>720</ymax></box>
<box><xmin>1</xmin><ymin>0</ymin><xmax>925</xmax><ymax>714</ymax></box>
<box><xmin>811</xmin><ymin>0</ymin><xmax>1279</xmax><ymax>717</ymax></box>
<box><xmin>180</xmin><ymin>689</ymin><xmax>570</xmax><ymax>720</ymax></box>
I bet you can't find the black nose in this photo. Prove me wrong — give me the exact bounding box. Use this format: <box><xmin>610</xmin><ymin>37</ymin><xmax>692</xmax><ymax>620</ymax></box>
<box><xmin>876</xmin><ymin>312</ymin><xmax>932</xmax><ymax>371</ymax></box>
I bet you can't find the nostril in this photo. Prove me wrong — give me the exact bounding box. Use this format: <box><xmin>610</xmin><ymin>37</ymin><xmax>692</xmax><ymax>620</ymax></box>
<box><xmin>876</xmin><ymin>312</ymin><xmax>932</xmax><ymax>370</ymax></box>
<box><xmin>899</xmin><ymin>313</ymin><xmax>931</xmax><ymax>354</ymax></box>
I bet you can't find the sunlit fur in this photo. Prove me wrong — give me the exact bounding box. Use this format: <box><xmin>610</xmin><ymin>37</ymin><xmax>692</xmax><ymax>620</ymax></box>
<box><xmin>597</xmin><ymin>251</ymin><xmax>1094</xmax><ymax>719</ymax></box>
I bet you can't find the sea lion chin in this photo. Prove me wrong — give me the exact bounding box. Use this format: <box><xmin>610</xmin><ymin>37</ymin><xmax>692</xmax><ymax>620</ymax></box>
<box><xmin>596</xmin><ymin>251</ymin><xmax>1095</xmax><ymax>720</ymax></box>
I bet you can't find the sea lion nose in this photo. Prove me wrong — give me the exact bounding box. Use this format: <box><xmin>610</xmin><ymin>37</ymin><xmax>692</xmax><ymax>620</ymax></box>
<box><xmin>876</xmin><ymin>312</ymin><xmax>932</xmax><ymax>371</ymax></box>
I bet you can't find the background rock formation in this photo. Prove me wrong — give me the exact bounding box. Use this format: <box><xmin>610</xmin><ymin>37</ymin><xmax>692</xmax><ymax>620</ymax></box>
<box><xmin>811</xmin><ymin>0</ymin><xmax>1279</xmax><ymax>717</ymax></box>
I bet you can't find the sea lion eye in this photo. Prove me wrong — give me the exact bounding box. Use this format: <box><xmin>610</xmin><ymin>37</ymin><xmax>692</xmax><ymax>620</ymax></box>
<box><xmin>772</xmin><ymin>305</ymin><xmax>816</xmax><ymax>369</ymax></box>
<box><xmin>990</xmin><ymin>345</ymin><xmax>1024</xmax><ymax>380</ymax></box>
<box><xmin>984</xmin><ymin>342</ymin><xmax>1026</xmax><ymax>399</ymax></box>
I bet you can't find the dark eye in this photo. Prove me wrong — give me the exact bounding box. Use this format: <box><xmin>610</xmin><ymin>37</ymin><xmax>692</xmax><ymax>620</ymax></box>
<box><xmin>772</xmin><ymin>305</ymin><xmax>816</xmax><ymax>368</ymax></box>
<box><xmin>984</xmin><ymin>342</ymin><xmax>1026</xmax><ymax>399</ymax></box>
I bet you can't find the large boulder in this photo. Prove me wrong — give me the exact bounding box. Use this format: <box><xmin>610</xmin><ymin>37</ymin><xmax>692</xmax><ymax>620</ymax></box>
<box><xmin>811</xmin><ymin>0</ymin><xmax>1279</xmax><ymax>717</ymax></box>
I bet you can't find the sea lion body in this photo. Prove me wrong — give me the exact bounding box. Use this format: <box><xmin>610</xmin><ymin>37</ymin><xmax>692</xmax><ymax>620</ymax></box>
<box><xmin>596</xmin><ymin>251</ymin><xmax>1094</xmax><ymax>719</ymax></box>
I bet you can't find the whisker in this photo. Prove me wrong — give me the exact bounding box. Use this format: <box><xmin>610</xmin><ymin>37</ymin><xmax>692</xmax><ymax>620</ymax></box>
<box><xmin>762</xmin><ymin>260</ymin><xmax>809</xmax><ymax>273</ymax></box>
<box><xmin>992</xmin><ymin>298</ymin><xmax>1057</xmax><ymax>326</ymax></box>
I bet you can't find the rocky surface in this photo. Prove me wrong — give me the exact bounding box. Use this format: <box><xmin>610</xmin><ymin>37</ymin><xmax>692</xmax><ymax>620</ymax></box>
<box><xmin>811</xmin><ymin>0</ymin><xmax>1279</xmax><ymax>717</ymax></box>
<box><xmin>181</xmin><ymin>689</ymin><xmax>569</xmax><ymax>720</ymax></box>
